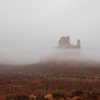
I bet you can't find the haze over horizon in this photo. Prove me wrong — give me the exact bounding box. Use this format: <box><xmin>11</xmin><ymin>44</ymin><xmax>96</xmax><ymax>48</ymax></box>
<box><xmin>0</xmin><ymin>0</ymin><xmax>100</xmax><ymax>64</ymax></box>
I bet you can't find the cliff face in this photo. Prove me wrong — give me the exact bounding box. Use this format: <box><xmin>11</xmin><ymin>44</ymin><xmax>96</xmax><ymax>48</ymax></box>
<box><xmin>58</xmin><ymin>36</ymin><xmax>81</xmax><ymax>49</ymax></box>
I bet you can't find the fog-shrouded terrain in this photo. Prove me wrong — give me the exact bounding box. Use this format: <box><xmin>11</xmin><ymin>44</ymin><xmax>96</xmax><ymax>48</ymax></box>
<box><xmin>0</xmin><ymin>0</ymin><xmax>100</xmax><ymax>65</ymax></box>
<box><xmin>1</xmin><ymin>1</ymin><xmax>100</xmax><ymax>100</ymax></box>
<box><xmin>0</xmin><ymin>48</ymin><xmax>100</xmax><ymax>65</ymax></box>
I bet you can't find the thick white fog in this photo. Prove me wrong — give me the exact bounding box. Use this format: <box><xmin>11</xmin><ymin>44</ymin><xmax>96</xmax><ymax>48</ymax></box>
<box><xmin>0</xmin><ymin>0</ymin><xmax>100</xmax><ymax>64</ymax></box>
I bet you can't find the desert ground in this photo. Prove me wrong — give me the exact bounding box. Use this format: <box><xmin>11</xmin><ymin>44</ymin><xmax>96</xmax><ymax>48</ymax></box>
<box><xmin>0</xmin><ymin>60</ymin><xmax>100</xmax><ymax>100</ymax></box>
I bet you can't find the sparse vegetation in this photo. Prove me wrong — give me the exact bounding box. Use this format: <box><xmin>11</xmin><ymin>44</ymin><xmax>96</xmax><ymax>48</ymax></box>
<box><xmin>0</xmin><ymin>61</ymin><xmax>100</xmax><ymax>100</ymax></box>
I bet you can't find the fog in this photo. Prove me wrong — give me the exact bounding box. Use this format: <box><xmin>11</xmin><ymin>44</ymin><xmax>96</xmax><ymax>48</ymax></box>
<box><xmin>0</xmin><ymin>0</ymin><xmax>100</xmax><ymax>64</ymax></box>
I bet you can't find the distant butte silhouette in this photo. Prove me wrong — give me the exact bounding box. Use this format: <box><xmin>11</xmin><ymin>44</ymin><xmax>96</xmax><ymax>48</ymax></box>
<box><xmin>58</xmin><ymin>36</ymin><xmax>81</xmax><ymax>49</ymax></box>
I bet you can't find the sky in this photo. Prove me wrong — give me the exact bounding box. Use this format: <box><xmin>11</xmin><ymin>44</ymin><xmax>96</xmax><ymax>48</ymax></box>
<box><xmin>0</xmin><ymin>0</ymin><xmax>100</xmax><ymax>64</ymax></box>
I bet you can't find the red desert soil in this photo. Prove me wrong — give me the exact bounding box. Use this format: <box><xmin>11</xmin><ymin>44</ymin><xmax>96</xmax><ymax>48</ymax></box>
<box><xmin>0</xmin><ymin>60</ymin><xmax>100</xmax><ymax>99</ymax></box>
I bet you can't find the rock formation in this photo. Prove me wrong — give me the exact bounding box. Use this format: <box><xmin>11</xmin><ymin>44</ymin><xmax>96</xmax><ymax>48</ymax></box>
<box><xmin>58</xmin><ymin>36</ymin><xmax>81</xmax><ymax>49</ymax></box>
